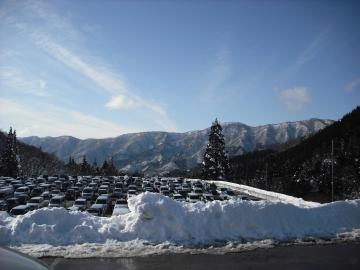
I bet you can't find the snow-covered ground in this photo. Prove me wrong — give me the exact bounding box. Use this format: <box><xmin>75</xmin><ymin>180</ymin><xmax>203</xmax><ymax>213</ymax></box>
<box><xmin>1</xmin><ymin>192</ymin><xmax>360</xmax><ymax>258</ymax></box>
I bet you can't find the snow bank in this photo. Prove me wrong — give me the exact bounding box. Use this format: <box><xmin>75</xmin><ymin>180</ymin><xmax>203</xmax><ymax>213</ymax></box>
<box><xmin>208</xmin><ymin>180</ymin><xmax>320</xmax><ymax>207</ymax></box>
<box><xmin>1</xmin><ymin>192</ymin><xmax>360</xmax><ymax>249</ymax></box>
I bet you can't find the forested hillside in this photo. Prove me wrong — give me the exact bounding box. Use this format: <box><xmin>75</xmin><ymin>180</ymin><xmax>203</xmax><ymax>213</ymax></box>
<box><xmin>0</xmin><ymin>131</ymin><xmax>64</xmax><ymax>176</ymax></box>
<box><xmin>229</xmin><ymin>107</ymin><xmax>360</xmax><ymax>201</ymax></box>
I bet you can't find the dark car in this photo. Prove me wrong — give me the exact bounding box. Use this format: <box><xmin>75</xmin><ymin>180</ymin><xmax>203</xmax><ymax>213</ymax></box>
<box><xmin>6</xmin><ymin>197</ymin><xmax>20</xmax><ymax>212</ymax></box>
<box><xmin>16</xmin><ymin>193</ymin><xmax>30</xmax><ymax>204</ymax></box>
<box><xmin>65</xmin><ymin>188</ymin><xmax>76</xmax><ymax>201</ymax></box>
<box><xmin>10</xmin><ymin>205</ymin><xmax>31</xmax><ymax>216</ymax></box>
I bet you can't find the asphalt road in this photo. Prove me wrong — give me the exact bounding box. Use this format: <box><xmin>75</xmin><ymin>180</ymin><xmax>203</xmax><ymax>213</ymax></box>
<box><xmin>41</xmin><ymin>241</ymin><xmax>360</xmax><ymax>270</ymax></box>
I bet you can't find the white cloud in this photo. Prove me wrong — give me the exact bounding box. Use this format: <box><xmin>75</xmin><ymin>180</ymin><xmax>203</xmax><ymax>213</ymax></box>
<box><xmin>105</xmin><ymin>95</ymin><xmax>137</xmax><ymax>110</ymax></box>
<box><xmin>0</xmin><ymin>98</ymin><xmax>135</xmax><ymax>139</ymax></box>
<box><xmin>345</xmin><ymin>77</ymin><xmax>360</xmax><ymax>92</ymax></box>
<box><xmin>277</xmin><ymin>87</ymin><xmax>311</xmax><ymax>112</ymax></box>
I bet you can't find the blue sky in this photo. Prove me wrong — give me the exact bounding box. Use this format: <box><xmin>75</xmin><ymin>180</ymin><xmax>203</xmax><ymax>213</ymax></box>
<box><xmin>0</xmin><ymin>0</ymin><xmax>359</xmax><ymax>139</ymax></box>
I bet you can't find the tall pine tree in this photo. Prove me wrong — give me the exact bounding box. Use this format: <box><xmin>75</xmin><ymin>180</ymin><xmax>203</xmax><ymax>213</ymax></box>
<box><xmin>0</xmin><ymin>127</ymin><xmax>19</xmax><ymax>176</ymax></box>
<box><xmin>202</xmin><ymin>119</ymin><xmax>230</xmax><ymax>180</ymax></box>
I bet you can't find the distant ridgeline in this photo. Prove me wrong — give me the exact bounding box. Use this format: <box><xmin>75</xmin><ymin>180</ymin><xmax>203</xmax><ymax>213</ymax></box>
<box><xmin>228</xmin><ymin>106</ymin><xmax>360</xmax><ymax>202</ymax></box>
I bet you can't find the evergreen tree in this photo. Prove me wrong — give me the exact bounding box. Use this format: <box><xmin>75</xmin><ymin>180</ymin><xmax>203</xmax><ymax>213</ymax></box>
<box><xmin>202</xmin><ymin>119</ymin><xmax>230</xmax><ymax>180</ymax></box>
<box><xmin>80</xmin><ymin>155</ymin><xmax>91</xmax><ymax>175</ymax></box>
<box><xmin>101</xmin><ymin>160</ymin><xmax>109</xmax><ymax>176</ymax></box>
<box><xmin>0</xmin><ymin>127</ymin><xmax>19</xmax><ymax>176</ymax></box>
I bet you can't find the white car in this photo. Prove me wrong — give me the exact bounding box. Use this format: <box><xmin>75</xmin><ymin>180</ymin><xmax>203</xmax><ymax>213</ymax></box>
<box><xmin>68</xmin><ymin>198</ymin><xmax>88</xmax><ymax>211</ymax></box>
<box><xmin>112</xmin><ymin>199</ymin><xmax>130</xmax><ymax>216</ymax></box>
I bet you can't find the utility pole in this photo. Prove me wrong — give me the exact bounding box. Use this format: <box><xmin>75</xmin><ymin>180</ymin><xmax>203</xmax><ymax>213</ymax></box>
<box><xmin>331</xmin><ymin>140</ymin><xmax>334</xmax><ymax>202</ymax></box>
<box><xmin>265</xmin><ymin>162</ymin><xmax>268</xmax><ymax>190</ymax></box>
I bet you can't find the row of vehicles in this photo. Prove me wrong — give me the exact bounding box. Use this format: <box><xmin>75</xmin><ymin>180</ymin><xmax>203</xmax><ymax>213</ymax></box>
<box><xmin>0</xmin><ymin>175</ymin><xmax>253</xmax><ymax>217</ymax></box>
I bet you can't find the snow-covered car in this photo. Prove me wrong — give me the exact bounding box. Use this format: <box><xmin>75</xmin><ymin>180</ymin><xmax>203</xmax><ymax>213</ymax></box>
<box><xmin>112</xmin><ymin>199</ymin><xmax>130</xmax><ymax>216</ymax></box>
<box><xmin>26</xmin><ymin>197</ymin><xmax>47</xmax><ymax>210</ymax></box>
<box><xmin>48</xmin><ymin>195</ymin><xmax>65</xmax><ymax>208</ymax></box>
<box><xmin>68</xmin><ymin>198</ymin><xmax>88</xmax><ymax>211</ymax></box>
<box><xmin>10</xmin><ymin>205</ymin><xmax>31</xmax><ymax>216</ymax></box>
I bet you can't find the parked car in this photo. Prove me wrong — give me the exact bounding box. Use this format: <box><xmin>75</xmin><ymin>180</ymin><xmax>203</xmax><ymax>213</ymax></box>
<box><xmin>14</xmin><ymin>186</ymin><xmax>30</xmax><ymax>197</ymax></box>
<box><xmin>41</xmin><ymin>191</ymin><xmax>52</xmax><ymax>201</ymax></box>
<box><xmin>82</xmin><ymin>187</ymin><xmax>94</xmax><ymax>201</ymax></box>
<box><xmin>173</xmin><ymin>193</ymin><xmax>186</xmax><ymax>202</ymax></box>
<box><xmin>112</xmin><ymin>199</ymin><xmax>130</xmax><ymax>216</ymax></box>
<box><xmin>26</xmin><ymin>197</ymin><xmax>47</xmax><ymax>210</ymax></box>
<box><xmin>48</xmin><ymin>195</ymin><xmax>65</xmax><ymax>208</ymax></box>
<box><xmin>87</xmin><ymin>204</ymin><xmax>104</xmax><ymax>216</ymax></box>
<box><xmin>6</xmin><ymin>197</ymin><xmax>20</xmax><ymax>211</ymax></box>
<box><xmin>68</xmin><ymin>198</ymin><xmax>88</xmax><ymax>211</ymax></box>
<box><xmin>187</xmin><ymin>193</ymin><xmax>201</xmax><ymax>203</ymax></box>
<box><xmin>127</xmin><ymin>190</ymin><xmax>137</xmax><ymax>200</ymax></box>
<box><xmin>10</xmin><ymin>205</ymin><xmax>31</xmax><ymax>216</ymax></box>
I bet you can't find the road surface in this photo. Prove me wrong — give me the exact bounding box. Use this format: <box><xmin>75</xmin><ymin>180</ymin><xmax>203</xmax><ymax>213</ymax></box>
<box><xmin>41</xmin><ymin>241</ymin><xmax>360</xmax><ymax>270</ymax></box>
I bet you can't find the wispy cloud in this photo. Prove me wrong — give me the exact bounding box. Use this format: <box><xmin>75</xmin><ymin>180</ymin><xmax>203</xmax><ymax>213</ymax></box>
<box><xmin>285</xmin><ymin>31</ymin><xmax>328</xmax><ymax>79</ymax></box>
<box><xmin>277</xmin><ymin>87</ymin><xmax>311</xmax><ymax>112</ymax></box>
<box><xmin>0</xmin><ymin>66</ymin><xmax>47</xmax><ymax>96</ymax></box>
<box><xmin>201</xmin><ymin>47</ymin><xmax>232</xmax><ymax>101</ymax></box>
<box><xmin>0</xmin><ymin>0</ymin><xmax>177</xmax><ymax>133</ymax></box>
<box><xmin>0</xmin><ymin>98</ymin><xmax>134</xmax><ymax>138</ymax></box>
<box><xmin>345</xmin><ymin>77</ymin><xmax>360</xmax><ymax>92</ymax></box>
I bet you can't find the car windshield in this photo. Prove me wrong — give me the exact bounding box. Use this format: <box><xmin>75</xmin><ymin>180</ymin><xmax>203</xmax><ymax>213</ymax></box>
<box><xmin>189</xmin><ymin>194</ymin><xmax>200</xmax><ymax>199</ymax></box>
<box><xmin>83</xmin><ymin>188</ymin><xmax>92</xmax><ymax>193</ymax></box>
<box><xmin>50</xmin><ymin>198</ymin><xmax>62</xmax><ymax>204</ymax></box>
<box><xmin>11</xmin><ymin>208</ymin><xmax>26</xmax><ymax>215</ymax></box>
<box><xmin>75</xmin><ymin>200</ymin><xmax>86</xmax><ymax>205</ymax></box>
<box><xmin>96</xmin><ymin>199</ymin><xmax>107</xmax><ymax>204</ymax></box>
<box><xmin>88</xmin><ymin>208</ymin><xmax>100</xmax><ymax>213</ymax></box>
<box><xmin>116</xmin><ymin>200</ymin><xmax>127</xmax><ymax>205</ymax></box>
<box><xmin>29</xmin><ymin>198</ymin><xmax>41</xmax><ymax>203</ymax></box>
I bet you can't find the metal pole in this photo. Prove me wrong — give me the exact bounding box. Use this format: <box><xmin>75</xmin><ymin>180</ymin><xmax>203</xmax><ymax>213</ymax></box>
<box><xmin>265</xmin><ymin>162</ymin><xmax>268</xmax><ymax>190</ymax></box>
<box><xmin>331</xmin><ymin>140</ymin><xmax>334</xmax><ymax>202</ymax></box>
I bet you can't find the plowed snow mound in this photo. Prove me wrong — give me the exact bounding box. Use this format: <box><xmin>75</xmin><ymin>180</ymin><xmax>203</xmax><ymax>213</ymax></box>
<box><xmin>1</xmin><ymin>192</ymin><xmax>360</xmax><ymax>246</ymax></box>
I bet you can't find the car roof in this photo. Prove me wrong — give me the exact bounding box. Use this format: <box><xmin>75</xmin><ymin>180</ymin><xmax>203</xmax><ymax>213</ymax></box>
<box><xmin>12</xmin><ymin>205</ymin><xmax>30</xmax><ymax>209</ymax></box>
<box><xmin>51</xmin><ymin>195</ymin><xmax>64</xmax><ymax>199</ymax></box>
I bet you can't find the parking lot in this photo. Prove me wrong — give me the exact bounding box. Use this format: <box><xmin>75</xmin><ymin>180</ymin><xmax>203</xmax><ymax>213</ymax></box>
<box><xmin>0</xmin><ymin>175</ymin><xmax>261</xmax><ymax>217</ymax></box>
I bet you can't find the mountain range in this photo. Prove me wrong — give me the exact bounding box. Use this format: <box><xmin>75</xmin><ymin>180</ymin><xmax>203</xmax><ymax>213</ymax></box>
<box><xmin>21</xmin><ymin>118</ymin><xmax>333</xmax><ymax>175</ymax></box>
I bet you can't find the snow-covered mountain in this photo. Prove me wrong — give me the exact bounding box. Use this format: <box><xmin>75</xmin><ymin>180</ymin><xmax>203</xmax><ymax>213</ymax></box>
<box><xmin>21</xmin><ymin>119</ymin><xmax>333</xmax><ymax>175</ymax></box>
